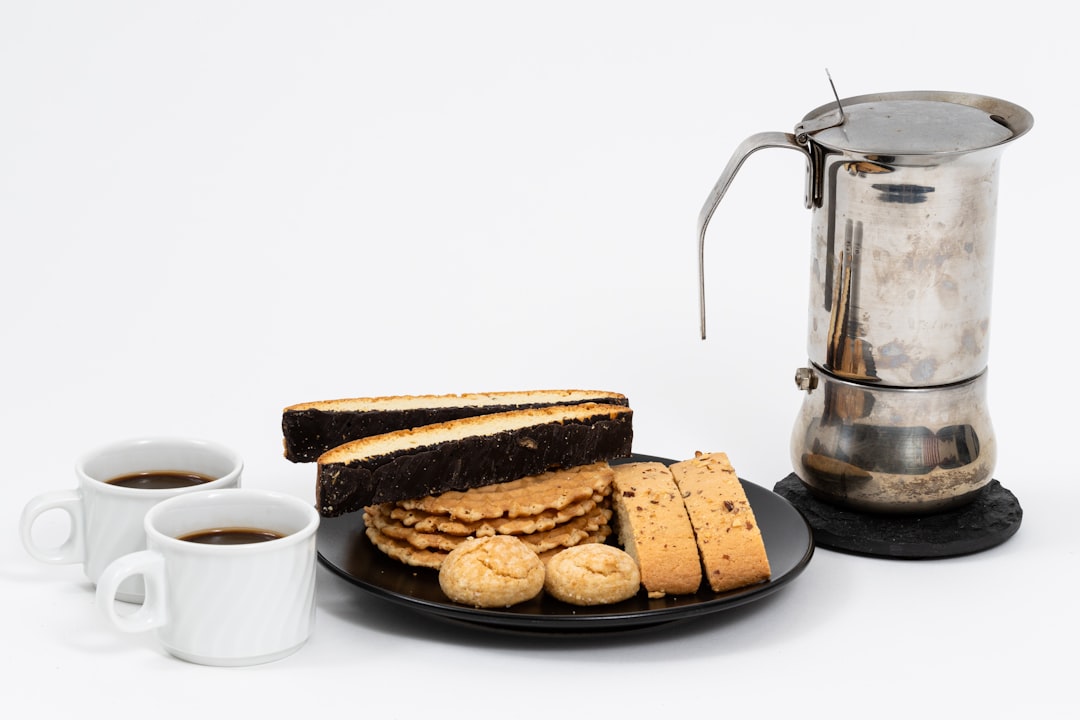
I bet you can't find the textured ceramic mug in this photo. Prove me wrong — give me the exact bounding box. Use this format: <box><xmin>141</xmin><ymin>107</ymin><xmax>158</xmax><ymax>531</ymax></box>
<box><xmin>96</xmin><ymin>488</ymin><xmax>319</xmax><ymax>666</ymax></box>
<box><xmin>20</xmin><ymin>437</ymin><xmax>243</xmax><ymax>602</ymax></box>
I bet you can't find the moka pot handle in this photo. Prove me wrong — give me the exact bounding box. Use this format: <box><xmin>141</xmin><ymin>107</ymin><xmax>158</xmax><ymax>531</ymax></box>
<box><xmin>697</xmin><ymin>131</ymin><xmax>811</xmax><ymax>339</ymax></box>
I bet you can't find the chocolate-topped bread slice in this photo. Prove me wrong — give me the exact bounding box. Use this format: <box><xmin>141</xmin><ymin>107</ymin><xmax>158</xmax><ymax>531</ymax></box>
<box><xmin>315</xmin><ymin>402</ymin><xmax>633</xmax><ymax>517</ymax></box>
<box><xmin>282</xmin><ymin>389</ymin><xmax>628</xmax><ymax>462</ymax></box>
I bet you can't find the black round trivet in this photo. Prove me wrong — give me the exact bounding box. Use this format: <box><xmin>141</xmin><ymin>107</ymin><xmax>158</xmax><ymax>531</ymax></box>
<box><xmin>772</xmin><ymin>474</ymin><xmax>1022</xmax><ymax>559</ymax></box>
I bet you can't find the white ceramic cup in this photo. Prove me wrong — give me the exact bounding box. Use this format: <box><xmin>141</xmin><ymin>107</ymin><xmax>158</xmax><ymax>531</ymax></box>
<box><xmin>20</xmin><ymin>437</ymin><xmax>243</xmax><ymax>602</ymax></box>
<box><xmin>96</xmin><ymin>488</ymin><xmax>319</xmax><ymax>667</ymax></box>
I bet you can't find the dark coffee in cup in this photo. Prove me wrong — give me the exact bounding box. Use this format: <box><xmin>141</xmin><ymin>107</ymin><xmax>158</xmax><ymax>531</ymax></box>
<box><xmin>106</xmin><ymin>470</ymin><xmax>216</xmax><ymax>490</ymax></box>
<box><xmin>178</xmin><ymin>527</ymin><xmax>286</xmax><ymax>545</ymax></box>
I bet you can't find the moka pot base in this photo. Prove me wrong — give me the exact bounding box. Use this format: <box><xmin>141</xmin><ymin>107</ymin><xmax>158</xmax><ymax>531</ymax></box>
<box><xmin>773</xmin><ymin>474</ymin><xmax>1022</xmax><ymax>559</ymax></box>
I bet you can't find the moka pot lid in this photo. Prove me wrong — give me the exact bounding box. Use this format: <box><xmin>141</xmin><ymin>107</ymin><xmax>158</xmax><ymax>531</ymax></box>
<box><xmin>798</xmin><ymin>90</ymin><xmax>1033</xmax><ymax>156</ymax></box>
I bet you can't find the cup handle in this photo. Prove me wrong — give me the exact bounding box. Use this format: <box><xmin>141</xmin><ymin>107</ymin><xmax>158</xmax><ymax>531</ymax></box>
<box><xmin>96</xmin><ymin>550</ymin><xmax>168</xmax><ymax>633</ymax></box>
<box><xmin>20</xmin><ymin>489</ymin><xmax>85</xmax><ymax>564</ymax></box>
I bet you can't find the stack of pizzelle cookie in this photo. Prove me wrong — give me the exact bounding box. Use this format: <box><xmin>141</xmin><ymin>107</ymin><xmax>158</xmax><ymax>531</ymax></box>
<box><xmin>281</xmin><ymin>390</ymin><xmax>771</xmax><ymax>608</ymax></box>
<box><xmin>361</xmin><ymin>461</ymin><xmax>616</xmax><ymax>570</ymax></box>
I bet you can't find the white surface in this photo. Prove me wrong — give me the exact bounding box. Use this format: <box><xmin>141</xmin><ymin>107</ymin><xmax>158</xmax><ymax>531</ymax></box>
<box><xmin>2</xmin><ymin>1</ymin><xmax>1075</xmax><ymax>716</ymax></box>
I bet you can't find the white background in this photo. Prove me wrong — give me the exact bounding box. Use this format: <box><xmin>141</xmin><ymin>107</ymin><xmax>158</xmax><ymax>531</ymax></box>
<box><xmin>2</xmin><ymin>1</ymin><xmax>1076</xmax><ymax>717</ymax></box>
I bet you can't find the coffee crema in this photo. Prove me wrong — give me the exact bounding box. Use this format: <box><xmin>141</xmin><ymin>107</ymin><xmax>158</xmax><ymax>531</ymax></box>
<box><xmin>106</xmin><ymin>470</ymin><xmax>216</xmax><ymax>490</ymax></box>
<box><xmin>178</xmin><ymin>527</ymin><xmax>286</xmax><ymax>545</ymax></box>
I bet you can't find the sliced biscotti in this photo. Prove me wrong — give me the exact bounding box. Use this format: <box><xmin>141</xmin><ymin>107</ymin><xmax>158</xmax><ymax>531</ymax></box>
<box><xmin>283</xmin><ymin>389</ymin><xmax>629</xmax><ymax>462</ymax></box>
<box><xmin>669</xmin><ymin>451</ymin><xmax>771</xmax><ymax>592</ymax></box>
<box><xmin>315</xmin><ymin>402</ymin><xmax>633</xmax><ymax>517</ymax></box>
<box><xmin>610</xmin><ymin>461</ymin><xmax>702</xmax><ymax>597</ymax></box>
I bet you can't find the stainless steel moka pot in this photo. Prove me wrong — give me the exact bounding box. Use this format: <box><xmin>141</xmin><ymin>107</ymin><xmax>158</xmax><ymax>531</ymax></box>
<box><xmin>698</xmin><ymin>87</ymin><xmax>1033</xmax><ymax>515</ymax></box>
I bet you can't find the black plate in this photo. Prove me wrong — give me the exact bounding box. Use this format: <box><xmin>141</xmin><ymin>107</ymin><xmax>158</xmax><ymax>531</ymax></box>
<box><xmin>317</xmin><ymin>454</ymin><xmax>814</xmax><ymax>632</ymax></box>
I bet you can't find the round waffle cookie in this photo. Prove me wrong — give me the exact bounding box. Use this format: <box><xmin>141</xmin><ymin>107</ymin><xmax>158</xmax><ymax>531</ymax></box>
<box><xmin>361</xmin><ymin>462</ymin><xmax>616</xmax><ymax>571</ymax></box>
<box><xmin>367</xmin><ymin>504</ymin><xmax>612</xmax><ymax>553</ymax></box>
<box><xmin>363</xmin><ymin>511</ymin><xmax>613</xmax><ymax>569</ymax></box>
<box><xmin>367</xmin><ymin>507</ymin><xmax>613</xmax><ymax>552</ymax></box>
<box><xmin>394</xmin><ymin>462</ymin><xmax>614</xmax><ymax>521</ymax></box>
<box><xmin>386</xmin><ymin>495</ymin><xmax>602</xmax><ymax>536</ymax></box>
<box><xmin>364</xmin><ymin>524</ymin><xmax>446</xmax><ymax>569</ymax></box>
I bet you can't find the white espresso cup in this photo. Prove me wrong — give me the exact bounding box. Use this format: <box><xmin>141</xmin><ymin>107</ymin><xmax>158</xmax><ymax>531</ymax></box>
<box><xmin>96</xmin><ymin>488</ymin><xmax>319</xmax><ymax>667</ymax></box>
<box><xmin>20</xmin><ymin>437</ymin><xmax>243</xmax><ymax>602</ymax></box>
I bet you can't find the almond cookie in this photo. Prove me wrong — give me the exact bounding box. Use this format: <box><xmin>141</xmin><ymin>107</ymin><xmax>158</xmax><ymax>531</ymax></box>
<box><xmin>544</xmin><ymin>544</ymin><xmax>641</xmax><ymax>606</ymax></box>
<box><xmin>438</xmin><ymin>536</ymin><xmax>545</xmax><ymax>608</ymax></box>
